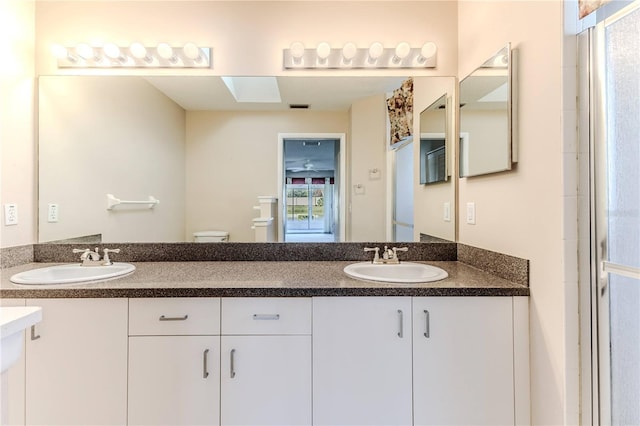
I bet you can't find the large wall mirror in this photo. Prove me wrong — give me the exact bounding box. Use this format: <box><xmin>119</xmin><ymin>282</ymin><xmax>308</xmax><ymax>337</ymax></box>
<box><xmin>38</xmin><ymin>75</ymin><xmax>456</xmax><ymax>244</ymax></box>
<box><xmin>459</xmin><ymin>43</ymin><xmax>517</xmax><ymax>177</ymax></box>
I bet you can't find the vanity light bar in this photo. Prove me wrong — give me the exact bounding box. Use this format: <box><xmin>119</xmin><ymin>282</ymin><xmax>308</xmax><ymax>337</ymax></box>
<box><xmin>52</xmin><ymin>43</ymin><xmax>212</xmax><ymax>68</ymax></box>
<box><xmin>283</xmin><ymin>42</ymin><xmax>437</xmax><ymax>69</ymax></box>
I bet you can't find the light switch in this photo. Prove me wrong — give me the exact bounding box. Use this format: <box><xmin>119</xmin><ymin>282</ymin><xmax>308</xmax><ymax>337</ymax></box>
<box><xmin>466</xmin><ymin>202</ymin><xmax>476</xmax><ymax>225</ymax></box>
<box><xmin>443</xmin><ymin>202</ymin><xmax>451</xmax><ymax>222</ymax></box>
<box><xmin>48</xmin><ymin>203</ymin><xmax>59</xmax><ymax>222</ymax></box>
<box><xmin>4</xmin><ymin>203</ymin><xmax>18</xmax><ymax>225</ymax></box>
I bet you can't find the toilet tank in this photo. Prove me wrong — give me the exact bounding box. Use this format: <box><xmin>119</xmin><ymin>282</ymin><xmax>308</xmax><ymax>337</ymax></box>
<box><xmin>193</xmin><ymin>231</ymin><xmax>229</xmax><ymax>242</ymax></box>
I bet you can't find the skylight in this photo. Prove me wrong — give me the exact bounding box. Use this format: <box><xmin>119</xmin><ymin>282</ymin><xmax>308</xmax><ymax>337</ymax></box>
<box><xmin>221</xmin><ymin>76</ymin><xmax>282</xmax><ymax>103</ymax></box>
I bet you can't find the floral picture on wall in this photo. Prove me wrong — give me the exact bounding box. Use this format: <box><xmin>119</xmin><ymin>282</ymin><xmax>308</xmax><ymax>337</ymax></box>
<box><xmin>579</xmin><ymin>0</ymin><xmax>612</xmax><ymax>18</ymax></box>
<box><xmin>387</xmin><ymin>77</ymin><xmax>413</xmax><ymax>146</ymax></box>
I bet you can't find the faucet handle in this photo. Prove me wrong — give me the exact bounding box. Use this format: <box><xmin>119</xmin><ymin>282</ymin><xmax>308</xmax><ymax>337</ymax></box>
<box><xmin>392</xmin><ymin>247</ymin><xmax>409</xmax><ymax>261</ymax></box>
<box><xmin>102</xmin><ymin>248</ymin><xmax>121</xmax><ymax>265</ymax></box>
<box><xmin>364</xmin><ymin>247</ymin><xmax>380</xmax><ymax>262</ymax></box>
<box><xmin>72</xmin><ymin>248</ymin><xmax>91</xmax><ymax>261</ymax></box>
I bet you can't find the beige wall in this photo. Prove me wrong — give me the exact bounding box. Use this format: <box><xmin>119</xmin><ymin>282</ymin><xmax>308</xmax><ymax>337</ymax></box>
<box><xmin>186</xmin><ymin>110</ymin><xmax>348</xmax><ymax>242</ymax></box>
<box><xmin>349</xmin><ymin>95</ymin><xmax>387</xmax><ymax>242</ymax></box>
<box><xmin>458</xmin><ymin>1</ymin><xmax>566</xmax><ymax>425</ymax></box>
<box><xmin>38</xmin><ymin>76</ymin><xmax>186</xmax><ymax>242</ymax></box>
<box><xmin>0</xmin><ymin>0</ymin><xmax>35</xmax><ymax>248</ymax></box>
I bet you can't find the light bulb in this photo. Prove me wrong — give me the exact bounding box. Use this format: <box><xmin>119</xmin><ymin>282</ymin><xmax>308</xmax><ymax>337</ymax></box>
<box><xmin>104</xmin><ymin>43</ymin><xmax>124</xmax><ymax>61</ymax></box>
<box><xmin>417</xmin><ymin>42</ymin><xmax>437</xmax><ymax>63</ymax></box>
<box><xmin>51</xmin><ymin>44</ymin><xmax>72</xmax><ymax>60</ymax></box>
<box><xmin>368</xmin><ymin>42</ymin><xmax>384</xmax><ymax>63</ymax></box>
<box><xmin>393</xmin><ymin>42</ymin><xmax>411</xmax><ymax>63</ymax></box>
<box><xmin>183</xmin><ymin>42</ymin><xmax>201</xmax><ymax>61</ymax></box>
<box><xmin>342</xmin><ymin>42</ymin><xmax>357</xmax><ymax>63</ymax></box>
<box><xmin>289</xmin><ymin>41</ymin><xmax>305</xmax><ymax>66</ymax></box>
<box><xmin>76</xmin><ymin>43</ymin><xmax>95</xmax><ymax>60</ymax></box>
<box><xmin>130</xmin><ymin>42</ymin><xmax>152</xmax><ymax>63</ymax></box>
<box><xmin>157</xmin><ymin>43</ymin><xmax>177</xmax><ymax>62</ymax></box>
<box><xmin>316</xmin><ymin>42</ymin><xmax>331</xmax><ymax>60</ymax></box>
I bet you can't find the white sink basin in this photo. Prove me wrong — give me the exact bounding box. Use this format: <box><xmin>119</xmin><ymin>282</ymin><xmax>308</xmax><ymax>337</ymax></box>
<box><xmin>1</xmin><ymin>306</ymin><xmax>42</xmax><ymax>373</ymax></box>
<box><xmin>344</xmin><ymin>262</ymin><xmax>448</xmax><ymax>284</ymax></box>
<box><xmin>10</xmin><ymin>262</ymin><xmax>135</xmax><ymax>285</ymax></box>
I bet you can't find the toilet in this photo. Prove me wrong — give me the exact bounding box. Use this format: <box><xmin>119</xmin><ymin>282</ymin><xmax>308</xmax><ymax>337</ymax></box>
<box><xmin>193</xmin><ymin>231</ymin><xmax>229</xmax><ymax>242</ymax></box>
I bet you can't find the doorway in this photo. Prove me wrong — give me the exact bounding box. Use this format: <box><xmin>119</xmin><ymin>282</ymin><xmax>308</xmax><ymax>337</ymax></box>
<box><xmin>392</xmin><ymin>139</ymin><xmax>414</xmax><ymax>241</ymax></box>
<box><xmin>277</xmin><ymin>134</ymin><xmax>346</xmax><ymax>242</ymax></box>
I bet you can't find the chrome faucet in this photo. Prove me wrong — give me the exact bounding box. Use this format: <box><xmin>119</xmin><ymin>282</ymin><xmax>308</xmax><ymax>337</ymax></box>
<box><xmin>364</xmin><ymin>246</ymin><xmax>408</xmax><ymax>264</ymax></box>
<box><xmin>73</xmin><ymin>248</ymin><xmax>101</xmax><ymax>263</ymax></box>
<box><xmin>72</xmin><ymin>247</ymin><xmax>120</xmax><ymax>266</ymax></box>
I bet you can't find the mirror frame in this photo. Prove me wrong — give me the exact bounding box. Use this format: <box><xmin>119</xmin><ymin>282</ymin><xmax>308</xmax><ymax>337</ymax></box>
<box><xmin>458</xmin><ymin>42</ymin><xmax>517</xmax><ymax>178</ymax></box>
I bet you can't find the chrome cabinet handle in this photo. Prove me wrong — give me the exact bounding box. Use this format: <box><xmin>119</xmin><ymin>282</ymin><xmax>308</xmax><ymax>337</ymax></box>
<box><xmin>253</xmin><ymin>314</ymin><xmax>280</xmax><ymax>320</ymax></box>
<box><xmin>203</xmin><ymin>349</ymin><xmax>210</xmax><ymax>379</ymax></box>
<box><xmin>31</xmin><ymin>325</ymin><xmax>41</xmax><ymax>341</ymax></box>
<box><xmin>423</xmin><ymin>310</ymin><xmax>430</xmax><ymax>338</ymax></box>
<box><xmin>397</xmin><ymin>309</ymin><xmax>404</xmax><ymax>338</ymax></box>
<box><xmin>159</xmin><ymin>315</ymin><xmax>188</xmax><ymax>321</ymax></box>
<box><xmin>230</xmin><ymin>349</ymin><xmax>236</xmax><ymax>378</ymax></box>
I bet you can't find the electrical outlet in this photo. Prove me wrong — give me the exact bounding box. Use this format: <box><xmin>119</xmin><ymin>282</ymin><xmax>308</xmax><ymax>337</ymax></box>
<box><xmin>466</xmin><ymin>202</ymin><xmax>476</xmax><ymax>225</ymax></box>
<box><xmin>4</xmin><ymin>203</ymin><xmax>18</xmax><ymax>225</ymax></box>
<box><xmin>48</xmin><ymin>203</ymin><xmax>59</xmax><ymax>222</ymax></box>
<box><xmin>443</xmin><ymin>202</ymin><xmax>451</xmax><ymax>222</ymax></box>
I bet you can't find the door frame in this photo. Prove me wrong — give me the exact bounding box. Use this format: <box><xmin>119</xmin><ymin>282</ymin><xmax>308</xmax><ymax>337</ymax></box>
<box><xmin>277</xmin><ymin>133</ymin><xmax>346</xmax><ymax>242</ymax></box>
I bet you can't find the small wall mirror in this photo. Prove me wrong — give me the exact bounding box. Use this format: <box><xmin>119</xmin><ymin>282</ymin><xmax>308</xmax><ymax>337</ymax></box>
<box><xmin>419</xmin><ymin>94</ymin><xmax>448</xmax><ymax>185</ymax></box>
<box><xmin>459</xmin><ymin>43</ymin><xmax>517</xmax><ymax>177</ymax></box>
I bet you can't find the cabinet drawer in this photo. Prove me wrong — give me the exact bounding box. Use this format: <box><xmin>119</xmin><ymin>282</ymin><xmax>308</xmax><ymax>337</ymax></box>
<box><xmin>129</xmin><ymin>298</ymin><xmax>220</xmax><ymax>336</ymax></box>
<box><xmin>222</xmin><ymin>298</ymin><xmax>311</xmax><ymax>335</ymax></box>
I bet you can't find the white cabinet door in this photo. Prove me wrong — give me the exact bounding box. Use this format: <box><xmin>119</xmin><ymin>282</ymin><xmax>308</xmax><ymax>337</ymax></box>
<box><xmin>128</xmin><ymin>336</ymin><xmax>220</xmax><ymax>426</ymax></box>
<box><xmin>413</xmin><ymin>297</ymin><xmax>514</xmax><ymax>426</ymax></box>
<box><xmin>220</xmin><ymin>335</ymin><xmax>311</xmax><ymax>426</ymax></box>
<box><xmin>313</xmin><ymin>297</ymin><xmax>413</xmax><ymax>426</ymax></box>
<box><xmin>25</xmin><ymin>298</ymin><xmax>128</xmax><ymax>426</ymax></box>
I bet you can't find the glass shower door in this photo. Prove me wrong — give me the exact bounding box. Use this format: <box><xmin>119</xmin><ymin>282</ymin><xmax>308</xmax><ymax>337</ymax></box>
<box><xmin>593</xmin><ymin>4</ymin><xmax>640</xmax><ymax>424</ymax></box>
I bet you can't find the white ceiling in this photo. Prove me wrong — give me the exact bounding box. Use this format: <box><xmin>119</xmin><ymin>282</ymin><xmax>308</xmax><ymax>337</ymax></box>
<box><xmin>143</xmin><ymin>76</ymin><xmax>407</xmax><ymax>111</ymax></box>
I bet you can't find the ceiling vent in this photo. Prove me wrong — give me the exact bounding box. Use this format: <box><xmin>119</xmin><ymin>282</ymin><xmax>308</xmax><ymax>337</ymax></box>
<box><xmin>289</xmin><ymin>104</ymin><xmax>310</xmax><ymax>109</ymax></box>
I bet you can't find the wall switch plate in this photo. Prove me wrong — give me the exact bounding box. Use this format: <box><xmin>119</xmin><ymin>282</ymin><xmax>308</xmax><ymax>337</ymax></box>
<box><xmin>48</xmin><ymin>203</ymin><xmax>59</xmax><ymax>222</ymax></box>
<box><xmin>466</xmin><ymin>202</ymin><xmax>476</xmax><ymax>225</ymax></box>
<box><xmin>4</xmin><ymin>203</ymin><xmax>18</xmax><ymax>225</ymax></box>
<box><xmin>443</xmin><ymin>202</ymin><xmax>451</xmax><ymax>222</ymax></box>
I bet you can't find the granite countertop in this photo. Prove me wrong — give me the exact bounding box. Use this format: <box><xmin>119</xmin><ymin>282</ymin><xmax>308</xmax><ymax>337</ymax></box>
<box><xmin>0</xmin><ymin>261</ymin><xmax>529</xmax><ymax>298</ymax></box>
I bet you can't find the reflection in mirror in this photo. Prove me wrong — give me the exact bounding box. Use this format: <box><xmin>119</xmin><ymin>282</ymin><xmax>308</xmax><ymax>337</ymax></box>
<box><xmin>38</xmin><ymin>75</ymin><xmax>455</xmax><ymax>244</ymax></box>
<box><xmin>419</xmin><ymin>94</ymin><xmax>448</xmax><ymax>185</ymax></box>
<box><xmin>412</xmin><ymin>77</ymin><xmax>456</xmax><ymax>243</ymax></box>
<box><xmin>459</xmin><ymin>43</ymin><xmax>517</xmax><ymax>177</ymax></box>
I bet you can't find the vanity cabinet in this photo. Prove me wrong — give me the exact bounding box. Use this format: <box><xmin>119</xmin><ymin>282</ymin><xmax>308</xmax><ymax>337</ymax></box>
<box><xmin>25</xmin><ymin>298</ymin><xmax>128</xmax><ymax>426</ymax></box>
<box><xmin>220</xmin><ymin>298</ymin><xmax>312</xmax><ymax>426</ymax></box>
<box><xmin>313</xmin><ymin>297</ymin><xmax>413</xmax><ymax>426</ymax></box>
<box><xmin>412</xmin><ymin>297</ymin><xmax>515</xmax><ymax>426</ymax></box>
<box><xmin>313</xmin><ymin>296</ymin><xmax>529</xmax><ymax>426</ymax></box>
<box><xmin>127</xmin><ymin>298</ymin><xmax>221</xmax><ymax>426</ymax></box>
